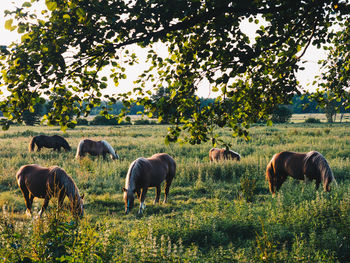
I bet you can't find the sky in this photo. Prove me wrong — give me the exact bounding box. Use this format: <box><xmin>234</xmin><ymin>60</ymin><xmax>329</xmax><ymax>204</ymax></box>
<box><xmin>0</xmin><ymin>0</ymin><xmax>328</xmax><ymax>98</ymax></box>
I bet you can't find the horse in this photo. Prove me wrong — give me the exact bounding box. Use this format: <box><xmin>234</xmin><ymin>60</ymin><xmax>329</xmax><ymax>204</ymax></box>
<box><xmin>209</xmin><ymin>147</ymin><xmax>241</xmax><ymax>162</ymax></box>
<box><xmin>265</xmin><ymin>151</ymin><xmax>335</xmax><ymax>194</ymax></box>
<box><xmin>16</xmin><ymin>164</ymin><xmax>84</xmax><ymax>217</ymax></box>
<box><xmin>75</xmin><ymin>139</ymin><xmax>119</xmax><ymax>160</ymax></box>
<box><xmin>123</xmin><ymin>153</ymin><xmax>176</xmax><ymax>214</ymax></box>
<box><xmin>29</xmin><ymin>135</ymin><xmax>71</xmax><ymax>152</ymax></box>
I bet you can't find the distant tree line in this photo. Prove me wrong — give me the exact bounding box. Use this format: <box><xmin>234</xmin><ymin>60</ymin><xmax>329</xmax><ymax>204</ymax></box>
<box><xmin>2</xmin><ymin>93</ymin><xmax>348</xmax><ymax>126</ymax></box>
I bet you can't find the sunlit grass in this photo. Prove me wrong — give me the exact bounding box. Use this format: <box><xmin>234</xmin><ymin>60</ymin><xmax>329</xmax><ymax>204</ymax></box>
<box><xmin>0</xmin><ymin>123</ymin><xmax>349</xmax><ymax>262</ymax></box>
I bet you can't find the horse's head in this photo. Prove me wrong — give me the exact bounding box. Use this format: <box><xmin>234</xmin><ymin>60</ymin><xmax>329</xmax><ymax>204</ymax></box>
<box><xmin>122</xmin><ymin>187</ymin><xmax>134</xmax><ymax>214</ymax></box>
<box><xmin>73</xmin><ymin>193</ymin><xmax>84</xmax><ymax>217</ymax></box>
<box><xmin>112</xmin><ymin>153</ymin><xmax>120</xmax><ymax>160</ymax></box>
<box><xmin>323</xmin><ymin>176</ymin><xmax>333</xmax><ymax>192</ymax></box>
<box><xmin>229</xmin><ymin>151</ymin><xmax>240</xmax><ymax>161</ymax></box>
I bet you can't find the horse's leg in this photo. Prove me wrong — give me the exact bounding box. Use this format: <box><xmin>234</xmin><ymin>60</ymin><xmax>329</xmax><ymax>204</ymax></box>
<box><xmin>163</xmin><ymin>177</ymin><xmax>174</xmax><ymax>204</ymax></box>
<box><xmin>38</xmin><ymin>196</ymin><xmax>50</xmax><ymax>217</ymax></box>
<box><xmin>315</xmin><ymin>178</ymin><xmax>321</xmax><ymax>190</ymax></box>
<box><xmin>138</xmin><ymin>188</ymin><xmax>148</xmax><ymax>214</ymax></box>
<box><xmin>20</xmin><ymin>186</ymin><xmax>33</xmax><ymax>216</ymax></box>
<box><xmin>276</xmin><ymin>174</ymin><xmax>287</xmax><ymax>192</ymax></box>
<box><xmin>154</xmin><ymin>185</ymin><xmax>161</xmax><ymax>204</ymax></box>
<box><xmin>136</xmin><ymin>189</ymin><xmax>141</xmax><ymax>199</ymax></box>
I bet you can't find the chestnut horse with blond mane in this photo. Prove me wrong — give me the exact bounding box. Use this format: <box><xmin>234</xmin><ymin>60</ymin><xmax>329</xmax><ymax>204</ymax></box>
<box><xmin>123</xmin><ymin>153</ymin><xmax>176</xmax><ymax>214</ymax></box>
<box><xmin>75</xmin><ymin>139</ymin><xmax>119</xmax><ymax>160</ymax></box>
<box><xmin>209</xmin><ymin>148</ymin><xmax>241</xmax><ymax>162</ymax></box>
<box><xmin>266</xmin><ymin>151</ymin><xmax>335</xmax><ymax>194</ymax></box>
<box><xmin>16</xmin><ymin>164</ymin><xmax>84</xmax><ymax>217</ymax></box>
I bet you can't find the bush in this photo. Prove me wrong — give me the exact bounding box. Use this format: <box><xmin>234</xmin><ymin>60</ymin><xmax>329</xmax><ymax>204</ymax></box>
<box><xmin>134</xmin><ymin>119</ymin><xmax>156</xmax><ymax>125</ymax></box>
<box><xmin>271</xmin><ymin>105</ymin><xmax>292</xmax><ymax>123</ymax></box>
<box><xmin>305</xmin><ymin>117</ymin><xmax>321</xmax><ymax>123</ymax></box>
<box><xmin>89</xmin><ymin>115</ymin><xmax>118</xmax><ymax>125</ymax></box>
<box><xmin>76</xmin><ymin>118</ymin><xmax>89</xmax><ymax>125</ymax></box>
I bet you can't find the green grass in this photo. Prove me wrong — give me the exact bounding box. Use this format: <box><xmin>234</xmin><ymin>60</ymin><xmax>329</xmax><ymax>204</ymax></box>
<box><xmin>1</xmin><ymin>123</ymin><xmax>350</xmax><ymax>262</ymax></box>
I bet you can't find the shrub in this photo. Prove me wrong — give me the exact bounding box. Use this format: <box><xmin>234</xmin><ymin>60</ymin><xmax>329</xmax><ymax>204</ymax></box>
<box><xmin>89</xmin><ymin>115</ymin><xmax>118</xmax><ymax>125</ymax></box>
<box><xmin>134</xmin><ymin>119</ymin><xmax>156</xmax><ymax>125</ymax></box>
<box><xmin>305</xmin><ymin>117</ymin><xmax>321</xmax><ymax>123</ymax></box>
<box><xmin>76</xmin><ymin>118</ymin><xmax>89</xmax><ymax>125</ymax></box>
<box><xmin>271</xmin><ymin>105</ymin><xmax>292</xmax><ymax>123</ymax></box>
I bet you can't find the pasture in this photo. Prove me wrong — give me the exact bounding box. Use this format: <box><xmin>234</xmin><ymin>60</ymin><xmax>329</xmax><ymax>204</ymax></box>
<box><xmin>1</xmin><ymin>123</ymin><xmax>350</xmax><ymax>262</ymax></box>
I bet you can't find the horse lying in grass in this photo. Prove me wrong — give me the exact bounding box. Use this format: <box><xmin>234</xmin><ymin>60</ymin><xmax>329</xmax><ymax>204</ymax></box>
<box><xmin>123</xmin><ymin>153</ymin><xmax>176</xmax><ymax>214</ymax></box>
<box><xmin>209</xmin><ymin>148</ymin><xmax>241</xmax><ymax>162</ymax></box>
<box><xmin>16</xmin><ymin>164</ymin><xmax>84</xmax><ymax>217</ymax></box>
<box><xmin>29</xmin><ymin>135</ymin><xmax>71</xmax><ymax>152</ymax></box>
<box><xmin>266</xmin><ymin>151</ymin><xmax>335</xmax><ymax>194</ymax></box>
<box><xmin>75</xmin><ymin>139</ymin><xmax>119</xmax><ymax>160</ymax></box>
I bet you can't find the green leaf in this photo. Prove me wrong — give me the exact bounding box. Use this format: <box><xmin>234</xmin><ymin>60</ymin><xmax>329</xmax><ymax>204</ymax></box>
<box><xmin>76</xmin><ymin>8</ymin><xmax>85</xmax><ymax>18</ymax></box>
<box><xmin>45</xmin><ymin>0</ymin><xmax>57</xmax><ymax>11</ymax></box>
<box><xmin>5</xmin><ymin>19</ymin><xmax>13</xmax><ymax>30</ymax></box>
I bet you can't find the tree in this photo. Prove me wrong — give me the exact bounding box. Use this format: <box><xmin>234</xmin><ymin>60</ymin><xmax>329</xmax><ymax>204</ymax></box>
<box><xmin>271</xmin><ymin>105</ymin><xmax>293</xmax><ymax>123</ymax></box>
<box><xmin>0</xmin><ymin>0</ymin><xmax>349</xmax><ymax>143</ymax></box>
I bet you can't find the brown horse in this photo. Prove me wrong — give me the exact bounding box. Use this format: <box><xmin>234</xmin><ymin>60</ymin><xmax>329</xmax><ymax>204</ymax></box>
<box><xmin>16</xmin><ymin>164</ymin><xmax>84</xmax><ymax>217</ymax></box>
<box><xmin>122</xmin><ymin>153</ymin><xmax>176</xmax><ymax>214</ymax></box>
<box><xmin>209</xmin><ymin>148</ymin><xmax>241</xmax><ymax>162</ymax></box>
<box><xmin>29</xmin><ymin>135</ymin><xmax>71</xmax><ymax>152</ymax></box>
<box><xmin>75</xmin><ymin>139</ymin><xmax>119</xmax><ymax>160</ymax></box>
<box><xmin>266</xmin><ymin>151</ymin><xmax>335</xmax><ymax>194</ymax></box>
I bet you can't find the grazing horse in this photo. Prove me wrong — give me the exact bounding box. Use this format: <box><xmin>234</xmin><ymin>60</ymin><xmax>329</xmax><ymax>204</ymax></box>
<box><xmin>123</xmin><ymin>153</ymin><xmax>176</xmax><ymax>214</ymax></box>
<box><xmin>266</xmin><ymin>151</ymin><xmax>335</xmax><ymax>194</ymax></box>
<box><xmin>75</xmin><ymin>139</ymin><xmax>119</xmax><ymax>160</ymax></box>
<box><xmin>209</xmin><ymin>148</ymin><xmax>241</xmax><ymax>162</ymax></box>
<box><xmin>29</xmin><ymin>135</ymin><xmax>71</xmax><ymax>152</ymax></box>
<box><xmin>16</xmin><ymin>164</ymin><xmax>84</xmax><ymax>217</ymax></box>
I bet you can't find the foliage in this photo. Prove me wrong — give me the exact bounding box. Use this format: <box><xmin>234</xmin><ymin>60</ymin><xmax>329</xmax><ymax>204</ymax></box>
<box><xmin>305</xmin><ymin>117</ymin><xmax>321</xmax><ymax>123</ymax></box>
<box><xmin>90</xmin><ymin>115</ymin><xmax>118</xmax><ymax>126</ymax></box>
<box><xmin>271</xmin><ymin>105</ymin><xmax>293</xmax><ymax>123</ymax></box>
<box><xmin>1</xmin><ymin>1</ymin><xmax>349</xmax><ymax>142</ymax></box>
<box><xmin>76</xmin><ymin>118</ymin><xmax>89</xmax><ymax>126</ymax></box>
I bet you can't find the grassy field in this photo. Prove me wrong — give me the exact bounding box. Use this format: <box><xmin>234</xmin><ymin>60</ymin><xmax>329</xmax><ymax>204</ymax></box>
<box><xmin>1</xmin><ymin>123</ymin><xmax>350</xmax><ymax>262</ymax></box>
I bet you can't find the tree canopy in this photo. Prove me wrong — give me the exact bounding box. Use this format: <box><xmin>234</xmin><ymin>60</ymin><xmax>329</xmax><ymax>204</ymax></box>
<box><xmin>0</xmin><ymin>0</ymin><xmax>349</xmax><ymax>144</ymax></box>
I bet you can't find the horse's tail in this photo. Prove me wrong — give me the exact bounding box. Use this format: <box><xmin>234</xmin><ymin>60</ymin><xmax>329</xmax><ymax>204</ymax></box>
<box><xmin>305</xmin><ymin>151</ymin><xmax>335</xmax><ymax>191</ymax></box>
<box><xmin>29</xmin><ymin>137</ymin><xmax>36</xmax><ymax>152</ymax></box>
<box><xmin>75</xmin><ymin>140</ymin><xmax>84</xmax><ymax>159</ymax></box>
<box><xmin>266</xmin><ymin>157</ymin><xmax>276</xmax><ymax>194</ymax></box>
<box><xmin>101</xmin><ymin>140</ymin><xmax>119</xmax><ymax>160</ymax></box>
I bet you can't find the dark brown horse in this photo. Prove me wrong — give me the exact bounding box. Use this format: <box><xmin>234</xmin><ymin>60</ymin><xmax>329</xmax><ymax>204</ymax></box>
<box><xmin>123</xmin><ymin>153</ymin><xmax>176</xmax><ymax>214</ymax></box>
<box><xmin>16</xmin><ymin>164</ymin><xmax>84</xmax><ymax>217</ymax></box>
<box><xmin>266</xmin><ymin>151</ymin><xmax>335</xmax><ymax>194</ymax></box>
<box><xmin>75</xmin><ymin>139</ymin><xmax>119</xmax><ymax>160</ymax></box>
<box><xmin>29</xmin><ymin>135</ymin><xmax>71</xmax><ymax>152</ymax></box>
<box><xmin>209</xmin><ymin>148</ymin><xmax>241</xmax><ymax>162</ymax></box>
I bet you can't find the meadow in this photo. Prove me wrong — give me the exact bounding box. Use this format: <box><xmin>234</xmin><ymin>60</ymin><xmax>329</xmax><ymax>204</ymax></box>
<box><xmin>0</xmin><ymin>122</ymin><xmax>350</xmax><ymax>262</ymax></box>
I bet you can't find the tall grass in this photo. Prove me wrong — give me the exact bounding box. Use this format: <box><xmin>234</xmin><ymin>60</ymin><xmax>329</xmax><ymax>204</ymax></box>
<box><xmin>0</xmin><ymin>123</ymin><xmax>349</xmax><ymax>262</ymax></box>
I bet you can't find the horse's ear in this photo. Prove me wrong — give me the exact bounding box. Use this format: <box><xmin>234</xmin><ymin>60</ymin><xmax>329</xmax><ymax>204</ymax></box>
<box><xmin>122</xmin><ymin>187</ymin><xmax>127</xmax><ymax>192</ymax></box>
<box><xmin>81</xmin><ymin>193</ymin><xmax>85</xmax><ymax>199</ymax></box>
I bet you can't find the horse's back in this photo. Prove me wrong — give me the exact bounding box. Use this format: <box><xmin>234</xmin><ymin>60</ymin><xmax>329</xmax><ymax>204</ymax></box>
<box><xmin>272</xmin><ymin>151</ymin><xmax>306</xmax><ymax>179</ymax></box>
<box><xmin>16</xmin><ymin>164</ymin><xmax>51</xmax><ymax>198</ymax></box>
<box><xmin>148</xmin><ymin>153</ymin><xmax>176</xmax><ymax>184</ymax></box>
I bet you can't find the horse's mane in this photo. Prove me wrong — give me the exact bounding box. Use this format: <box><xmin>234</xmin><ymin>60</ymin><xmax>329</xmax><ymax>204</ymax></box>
<box><xmin>75</xmin><ymin>140</ymin><xmax>85</xmax><ymax>158</ymax></box>
<box><xmin>125</xmin><ymin>157</ymin><xmax>148</xmax><ymax>191</ymax></box>
<box><xmin>49</xmin><ymin>166</ymin><xmax>79</xmax><ymax>199</ymax></box>
<box><xmin>101</xmin><ymin>140</ymin><xmax>118</xmax><ymax>159</ymax></box>
<box><xmin>304</xmin><ymin>151</ymin><xmax>335</xmax><ymax>187</ymax></box>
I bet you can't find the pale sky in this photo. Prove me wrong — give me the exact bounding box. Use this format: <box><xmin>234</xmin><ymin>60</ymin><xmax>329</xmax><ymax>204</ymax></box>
<box><xmin>0</xmin><ymin>0</ymin><xmax>327</xmax><ymax>98</ymax></box>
